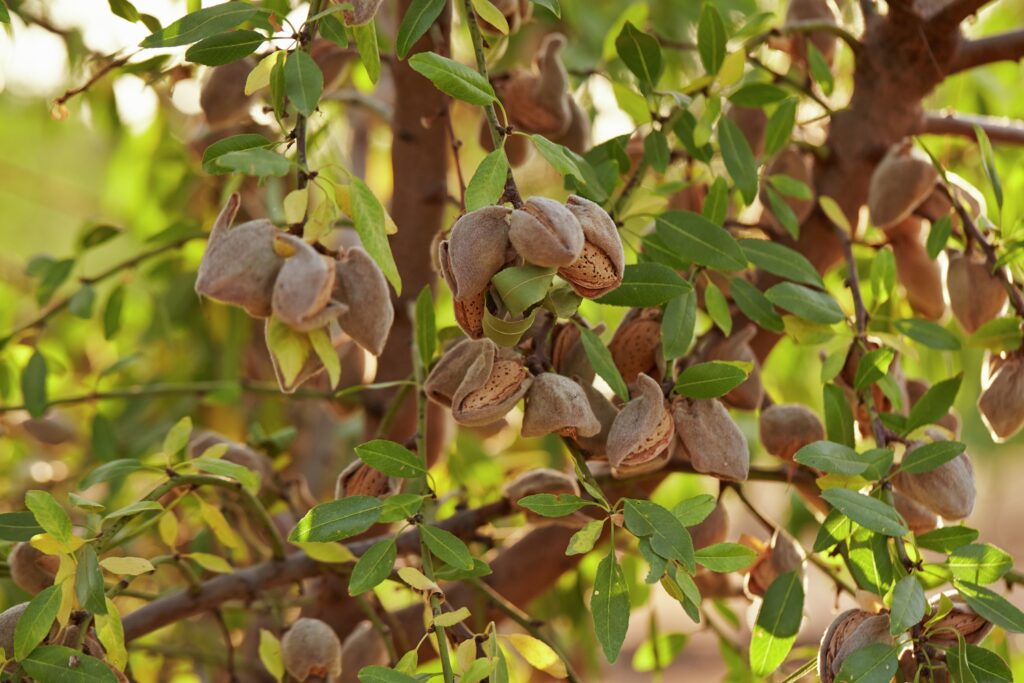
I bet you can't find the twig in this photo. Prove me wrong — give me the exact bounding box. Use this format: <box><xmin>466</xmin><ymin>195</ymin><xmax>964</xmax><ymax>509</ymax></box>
<box><xmin>54</xmin><ymin>53</ymin><xmax>137</xmax><ymax>107</ymax></box>
<box><xmin>948</xmin><ymin>28</ymin><xmax>1024</xmax><ymax>73</ymax></box>
<box><xmin>919</xmin><ymin>111</ymin><xmax>1024</xmax><ymax>145</ymax></box>
<box><xmin>293</xmin><ymin>0</ymin><xmax>326</xmax><ymax>193</ymax></box>
<box><xmin>749</xmin><ymin>55</ymin><xmax>833</xmax><ymax>112</ymax></box>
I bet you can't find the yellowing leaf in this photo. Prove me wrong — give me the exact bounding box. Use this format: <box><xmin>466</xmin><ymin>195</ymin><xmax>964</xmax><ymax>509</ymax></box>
<box><xmin>55</xmin><ymin>555</ymin><xmax>77</xmax><ymax>627</ymax></box>
<box><xmin>158</xmin><ymin>512</ymin><xmax>179</xmax><ymax>549</ymax></box>
<box><xmin>434</xmin><ymin>606</ymin><xmax>470</xmax><ymax>628</ymax></box>
<box><xmin>309</xmin><ymin>328</ymin><xmax>341</xmax><ymax>389</ymax></box>
<box><xmin>717</xmin><ymin>49</ymin><xmax>746</xmax><ymax>88</ymax></box>
<box><xmin>259</xmin><ymin>629</ymin><xmax>284</xmax><ymax>681</ymax></box>
<box><xmin>265</xmin><ymin>317</ymin><xmax>312</xmax><ymax>390</ymax></box>
<box><xmin>100</xmin><ymin>556</ymin><xmax>155</xmax><ymax>576</ymax></box>
<box><xmin>334</xmin><ymin>182</ymin><xmax>398</xmax><ymax>235</ymax></box>
<box><xmin>397</xmin><ymin>566</ymin><xmax>440</xmax><ymax>594</ymax></box>
<box><xmin>471</xmin><ymin>0</ymin><xmax>509</xmax><ymax>34</ymax></box>
<box><xmin>819</xmin><ymin>195</ymin><xmax>852</xmax><ymax>233</ymax></box>
<box><xmin>30</xmin><ymin>532</ymin><xmax>84</xmax><ymax>555</ymax></box>
<box><xmin>197</xmin><ymin>499</ymin><xmax>243</xmax><ymax>549</ymax></box>
<box><xmin>456</xmin><ymin>638</ymin><xmax>477</xmax><ymax>673</ymax></box>
<box><xmin>283</xmin><ymin>188</ymin><xmax>309</xmax><ymax>225</ymax></box>
<box><xmin>245</xmin><ymin>52</ymin><xmax>277</xmax><ymax>95</ymax></box>
<box><xmin>199</xmin><ymin>443</ymin><xmax>230</xmax><ymax>460</ymax></box>
<box><xmin>95</xmin><ymin>598</ymin><xmax>127</xmax><ymax>671</ymax></box>
<box><xmin>186</xmin><ymin>552</ymin><xmax>233</xmax><ymax>573</ymax></box>
<box><xmin>504</xmin><ymin>633</ymin><xmax>568</xmax><ymax>679</ymax></box>
<box><xmin>294</xmin><ymin>541</ymin><xmax>357</xmax><ymax>563</ymax></box>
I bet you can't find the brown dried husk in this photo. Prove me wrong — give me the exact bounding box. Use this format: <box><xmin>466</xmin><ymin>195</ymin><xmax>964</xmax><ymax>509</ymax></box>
<box><xmin>549</xmin><ymin>97</ymin><xmax>591</xmax><ymax>154</ymax></box>
<box><xmin>424</xmin><ymin>338</ymin><xmax>496</xmax><ymax>406</ymax></box>
<box><xmin>892</xmin><ymin>448</ymin><xmax>975</xmax><ymax>520</ymax></box>
<box><xmin>8</xmin><ymin>542</ymin><xmax>58</xmax><ymax>595</ymax></box>
<box><xmin>926</xmin><ymin>591</ymin><xmax>993</xmax><ymax>647</ymax></box>
<box><xmin>439</xmin><ymin>206</ymin><xmax>513</xmax><ymax>301</ymax></box>
<box><xmin>509</xmin><ymin>197</ymin><xmax>584</xmax><ymax>268</ymax></box>
<box><xmin>559</xmin><ymin>195</ymin><xmax>625</xmax><ymax>298</ymax></box>
<box><xmin>199</xmin><ymin>59</ymin><xmax>255</xmax><ymax>129</ymax></box>
<box><xmin>340</xmin><ymin>621</ymin><xmax>389</xmax><ymax>681</ymax></box>
<box><xmin>343</xmin><ymin>0</ymin><xmax>384</xmax><ymax>25</ymax></box>
<box><xmin>608</xmin><ymin>307</ymin><xmax>664</xmax><ymax>385</ymax></box>
<box><xmin>521</xmin><ymin>373</ymin><xmax>601</xmax><ymax>438</ymax></box>
<box><xmin>495</xmin><ymin>34</ymin><xmax>572</xmax><ymax>136</ymax></box>
<box><xmin>272</xmin><ymin>233</ymin><xmax>344</xmax><ymax>332</ymax></box>
<box><xmin>606</xmin><ymin>374</ymin><xmax>674</xmax><ymax>469</ymax></box>
<box><xmin>451</xmin><ymin>347</ymin><xmax>532</xmax><ymax>427</ymax></box>
<box><xmin>333</xmin><ymin>246</ymin><xmax>394</xmax><ymax>356</ymax></box>
<box><xmin>978</xmin><ymin>354</ymin><xmax>1024</xmax><ymax>441</ymax></box>
<box><xmin>550</xmin><ymin>322</ymin><xmax>595</xmax><ymax>383</ymax></box>
<box><xmin>743</xmin><ymin>529</ymin><xmax>804</xmax><ymax>598</ymax></box>
<box><xmin>890</xmin><ymin>222</ymin><xmax>945</xmax><ymax>320</ymax></box>
<box><xmin>869</xmin><ymin>141</ymin><xmax>939</xmax><ymax>229</ymax></box>
<box><xmin>892</xmin><ymin>491</ymin><xmax>939</xmax><ymax>535</ymax></box>
<box><xmin>504</xmin><ymin>467</ymin><xmax>579</xmax><ymax>501</ymax></box>
<box><xmin>573</xmin><ymin>382</ymin><xmax>619</xmax><ymax>457</ymax></box>
<box><xmin>335</xmin><ymin>458</ymin><xmax>401</xmax><ymax>499</ymax></box>
<box><xmin>690</xmin><ymin>501</ymin><xmax>729</xmax><ymax>550</ymax></box>
<box><xmin>946</xmin><ymin>252</ymin><xmax>1007</xmax><ymax>334</ymax></box>
<box><xmin>195</xmin><ymin>195</ymin><xmax>284</xmax><ymax>318</ymax></box>
<box><xmin>818</xmin><ymin>610</ymin><xmax>892</xmax><ymax>683</ymax></box>
<box><xmin>906</xmin><ymin>379</ymin><xmax>959</xmax><ymax>435</ymax></box>
<box><xmin>672</xmin><ymin>398</ymin><xmax>750</xmax><ymax>481</ymax></box>
<box><xmin>758</xmin><ymin>403</ymin><xmax>825</xmax><ymax>461</ymax></box>
<box><xmin>281</xmin><ymin>618</ymin><xmax>343</xmax><ymax>681</ymax></box>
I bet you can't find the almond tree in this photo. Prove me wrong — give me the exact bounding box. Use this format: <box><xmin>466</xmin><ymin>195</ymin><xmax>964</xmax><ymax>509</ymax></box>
<box><xmin>1</xmin><ymin>0</ymin><xmax>1023</xmax><ymax>680</ymax></box>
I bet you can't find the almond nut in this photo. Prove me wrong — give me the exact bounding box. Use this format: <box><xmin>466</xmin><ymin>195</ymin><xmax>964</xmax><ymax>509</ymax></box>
<box><xmin>333</xmin><ymin>246</ymin><xmax>394</xmax><ymax>356</ymax></box>
<box><xmin>978</xmin><ymin>354</ymin><xmax>1024</xmax><ymax>441</ymax></box>
<box><xmin>759</xmin><ymin>404</ymin><xmax>825</xmax><ymax>461</ymax></box>
<box><xmin>606</xmin><ymin>373</ymin><xmax>674</xmax><ymax>470</ymax></box>
<box><xmin>946</xmin><ymin>252</ymin><xmax>1007</xmax><ymax>334</ymax></box>
<box><xmin>8</xmin><ymin>542</ymin><xmax>58</xmax><ymax>595</ymax></box>
<box><xmin>272</xmin><ymin>233</ymin><xmax>345</xmax><ymax>332</ymax></box>
<box><xmin>869</xmin><ymin>140</ymin><xmax>939</xmax><ymax>230</ymax></box>
<box><xmin>509</xmin><ymin>197</ymin><xmax>584</xmax><ymax>268</ymax></box>
<box><xmin>690</xmin><ymin>500</ymin><xmax>729</xmax><ymax>550</ymax></box>
<box><xmin>558</xmin><ymin>195</ymin><xmax>624</xmax><ymax>298</ymax></box>
<box><xmin>438</xmin><ymin>206</ymin><xmax>513</xmax><ymax>301</ymax></box>
<box><xmin>335</xmin><ymin>458</ymin><xmax>401</xmax><ymax>499</ymax></box>
<box><xmin>892</xmin><ymin>447</ymin><xmax>975</xmax><ymax>520</ymax></box>
<box><xmin>892</xmin><ymin>491</ymin><xmax>938</xmax><ymax>535</ymax></box>
<box><xmin>608</xmin><ymin>308</ymin><xmax>664</xmax><ymax>385</ymax></box>
<box><xmin>425</xmin><ymin>338</ymin><xmax>496</xmax><ymax>406</ymax></box>
<box><xmin>281</xmin><ymin>618</ymin><xmax>343</xmax><ymax>682</ymax></box>
<box><xmin>452</xmin><ymin>347</ymin><xmax>532</xmax><ymax>426</ymax></box>
<box><xmin>521</xmin><ymin>373</ymin><xmax>601</xmax><ymax>438</ymax></box>
<box><xmin>672</xmin><ymin>398</ymin><xmax>750</xmax><ymax>481</ymax></box>
<box><xmin>927</xmin><ymin>591</ymin><xmax>992</xmax><ymax>647</ymax></box>
<box><xmin>199</xmin><ymin>59</ymin><xmax>255</xmax><ymax>129</ymax></box>
<box><xmin>890</xmin><ymin>221</ymin><xmax>945</xmax><ymax>320</ymax></box>
<box><xmin>818</xmin><ymin>610</ymin><xmax>892</xmax><ymax>683</ymax></box>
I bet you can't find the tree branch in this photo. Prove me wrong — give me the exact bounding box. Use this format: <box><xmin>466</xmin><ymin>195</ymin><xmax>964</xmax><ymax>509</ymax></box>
<box><xmin>121</xmin><ymin>499</ymin><xmax>512</xmax><ymax>641</ymax></box>
<box><xmin>949</xmin><ymin>28</ymin><xmax>1024</xmax><ymax>73</ymax></box>
<box><xmin>919</xmin><ymin>111</ymin><xmax>1024</xmax><ymax>144</ymax></box>
<box><xmin>930</xmin><ymin>0</ymin><xmax>992</xmax><ymax>27</ymax></box>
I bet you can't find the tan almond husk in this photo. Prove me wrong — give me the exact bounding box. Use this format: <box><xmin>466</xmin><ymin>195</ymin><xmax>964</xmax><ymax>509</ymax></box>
<box><xmin>509</xmin><ymin>197</ymin><xmax>584</xmax><ymax>268</ymax></box>
<box><xmin>0</xmin><ymin>603</ymin><xmax>29</xmax><ymax>658</ymax></box>
<box><xmin>704</xmin><ymin>325</ymin><xmax>764</xmax><ymax>410</ymax></box>
<box><xmin>281</xmin><ymin>618</ymin><xmax>343</xmax><ymax>682</ymax></box>
<box><xmin>272</xmin><ymin>233</ymin><xmax>345</xmax><ymax>332</ymax></box>
<box><xmin>946</xmin><ymin>252</ymin><xmax>1007</xmax><ymax>334</ymax></box>
<box><xmin>333</xmin><ymin>246</ymin><xmax>394</xmax><ymax>356</ymax></box>
<box><xmin>439</xmin><ymin>206</ymin><xmax>513</xmax><ymax>301</ymax></box>
<box><xmin>550</xmin><ymin>322</ymin><xmax>595</xmax><ymax>383</ymax></box>
<box><xmin>504</xmin><ymin>467</ymin><xmax>579</xmax><ymax>500</ymax></box>
<box><xmin>890</xmin><ymin>221</ymin><xmax>945</xmax><ymax>320</ymax></box>
<box><xmin>195</xmin><ymin>195</ymin><xmax>284</xmax><ymax>318</ymax></box>
<box><xmin>424</xmin><ymin>338</ymin><xmax>496</xmax><ymax>406</ymax></box>
<box><xmin>608</xmin><ymin>307</ymin><xmax>664</xmax><ymax>385</ymax></box>
<box><xmin>452</xmin><ymin>347</ymin><xmax>532</xmax><ymax>427</ymax></box>
<box><xmin>522</xmin><ymin>373</ymin><xmax>601</xmax><ymax>438</ymax></box>
<box><xmin>606</xmin><ymin>374</ymin><xmax>674</xmax><ymax>469</ymax></box>
<box><xmin>869</xmin><ymin>140</ymin><xmax>939</xmax><ymax>229</ymax></box>
<box><xmin>574</xmin><ymin>382</ymin><xmax>619</xmax><ymax>457</ymax></box>
<box><xmin>892</xmin><ymin>448</ymin><xmax>975</xmax><ymax>520</ymax></box>
<box><xmin>199</xmin><ymin>59</ymin><xmax>255</xmax><ymax>129</ymax></box>
<box><xmin>927</xmin><ymin>591</ymin><xmax>993</xmax><ymax>647</ymax></box>
<box><xmin>892</xmin><ymin>491</ymin><xmax>939</xmax><ymax>536</ymax></box>
<box><xmin>549</xmin><ymin>97</ymin><xmax>591</xmax><ymax>154</ymax></box>
<box><xmin>496</xmin><ymin>34</ymin><xmax>572</xmax><ymax>136</ymax></box>
<box><xmin>335</xmin><ymin>458</ymin><xmax>401</xmax><ymax>499</ymax></box>
<box><xmin>672</xmin><ymin>398</ymin><xmax>750</xmax><ymax>481</ymax></box>
<box><xmin>611</xmin><ymin>446</ymin><xmax>671</xmax><ymax>479</ymax></box>
<box><xmin>978</xmin><ymin>355</ymin><xmax>1024</xmax><ymax>441</ymax></box>
<box><xmin>8</xmin><ymin>542</ymin><xmax>58</xmax><ymax>595</ymax></box>
<box><xmin>690</xmin><ymin>501</ymin><xmax>729</xmax><ymax>550</ymax></box>
<box><xmin>818</xmin><ymin>610</ymin><xmax>892</xmax><ymax>683</ymax></box>
<box><xmin>559</xmin><ymin>195</ymin><xmax>625</xmax><ymax>298</ymax></box>
<box><xmin>744</xmin><ymin>529</ymin><xmax>804</xmax><ymax>598</ymax></box>
<box><xmin>340</xmin><ymin>621</ymin><xmax>389</xmax><ymax>681</ymax></box>
<box><xmin>759</xmin><ymin>403</ymin><xmax>825</xmax><ymax>461</ymax></box>
<box><xmin>343</xmin><ymin>0</ymin><xmax>384</xmax><ymax>25</ymax></box>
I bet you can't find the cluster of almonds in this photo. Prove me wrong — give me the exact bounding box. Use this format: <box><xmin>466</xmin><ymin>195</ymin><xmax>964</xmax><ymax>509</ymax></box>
<box><xmin>195</xmin><ymin>194</ymin><xmax>394</xmax><ymax>392</ymax></box>
<box><xmin>480</xmin><ymin>33</ymin><xmax>590</xmax><ymax>166</ymax></box>
<box><xmin>817</xmin><ymin>592</ymin><xmax>992</xmax><ymax>683</ymax></box>
<box><xmin>439</xmin><ymin>194</ymin><xmax>624</xmax><ymax>338</ymax></box>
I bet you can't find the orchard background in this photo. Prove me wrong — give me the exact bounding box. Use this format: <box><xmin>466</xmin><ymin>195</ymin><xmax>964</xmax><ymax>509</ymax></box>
<box><xmin>1</xmin><ymin>0</ymin><xmax>1024</xmax><ymax>680</ymax></box>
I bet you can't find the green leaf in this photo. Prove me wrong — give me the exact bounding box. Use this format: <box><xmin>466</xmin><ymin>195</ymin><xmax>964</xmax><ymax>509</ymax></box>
<box><xmin>25</xmin><ymin>490</ymin><xmax>71</xmax><ymax>544</ymax></box>
<box><xmin>75</xmin><ymin>544</ymin><xmax>108</xmax><ymax>616</ymax></box>
<box><xmin>185</xmin><ymin>29</ymin><xmax>264</xmax><ymax>65</ymax></box>
<box><xmin>806</xmin><ymin>42</ymin><xmax>834</xmax><ymax>95</ymax></box>
<box><xmin>764</xmin><ymin>185</ymin><xmax>800</xmax><ymax>239</ymax></box>
<box><xmin>349</xmin><ymin>539</ymin><xmax>397</xmax><ymax>595</ymax></box>
<box><xmin>68</xmin><ymin>286</ymin><xmax>96</xmax><ymax>318</ymax></box>
<box><xmin>396</xmin><ymin>0</ymin><xmax>446</xmax><ymax>59</ymax></box>
<box><xmin>739</xmin><ymin>239</ymin><xmax>823</xmax><ymax>287</ymax></box>
<box><xmin>193</xmin><ymin>458</ymin><xmax>260</xmax><ymax>494</ymax></box>
<box><xmin>517</xmin><ymin>493</ymin><xmax>592</xmax><ymax>517</ymax></box>
<box><xmin>889</xmin><ymin>575</ymin><xmax>926</xmax><ymax>634</ymax></box>
<box><xmin>749</xmin><ymin>572</ymin><xmax>804</xmax><ymax>676</ymax></box>
<box><xmin>530</xmin><ymin>0</ymin><xmax>561</xmax><ymax>17</ymax></box>
<box><xmin>835</xmin><ymin>643</ymin><xmax>899</xmax><ymax>683</ymax></box>
<box><xmin>674</xmin><ymin>361</ymin><xmax>750</xmax><ymax>400</ymax></box>
<box><xmin>697</xmin><ymin>3</ymin><xmax>727</xmax><ymax>75</ymax></box>
<box><xmin>204</xmin><ymin>136</ymin><xmax>269</xmax><ymax>178</ymax></box>
<box><xmin>847</xmin><ymin>529</ymin><xmax>893</xmax><ymax>596</ymax></box>
<box><xmin>655</xmin><ymin>211</ymin><xmax>746</xmax><ymax>271</ymax></box>
<box><xmin>765</xmin><ymin>282</ymin><xmax>844</xmax><ymax>324</ymax></box>
<box><xmin>103</xmin><ymin>285</ymin><xmax>125</xmax><ymax>339</ymax></box>
<box><xmin>905</xmin><ymin>374</ymin><xmax>961</xmax><ymax>434</ymax></box>
<box><xmin>948</xmin><ymin>544</ymin><xmax>1013</xmax><ymax>585</ymax></box>
<box><xmin>0</xmin><ymin>1</ymin><xmax>10</xmax><ymax>23</ymax></box>
<box><xmin>702</xmin><ymin>177</ymin><xmax>729</xmax><ymax>225</ymax></box>
<box><xmin>954</xmin><ymin>645</ymin><xmax>1013</xmax><ymax>683</ymax></box>
<box><xmin>898</xmin><ymin>440</ymin><xmax>965</xmax><ymax>474</ymax></box>
<box><xmin>595</xmin><ymin>262</ymin><xmax>692</xmax><ymax>307</ymax></box>
<box><xmin>408</xmin><ymin>52</ymin><xmax>496</xmax><ymax>105</ymax></box>
<box><xmin>80</xmin><ymin>459</ymin><xmax>145</xmax><ymax>490</ymax></box>
<box><xmin>78</xmin><ymin>224</ymin><xmax>121</xmax><ymax>251</ymax></box>
<box><xmin>22</xmin><ymin>646</ymin><xmax>118</xmax><ymax>682</ymax></box>
<box><xmin>793</xmin><ymin>441</ymin><xmax>869</xmax><ymax>475</ymax></box>
<box><xmin>33</xmin><ymin>258</ymin><xmax>73</xmax><ymax>306</ymax></box>
<box><xmin>926</xmin><ymin>214</ymin><xmax>952</xmax><ymax>259</ymax></box>
<box><xmin>955</xmin><ymin>581</ymin><xmax>1024</xmax><ymax>632</ymax></box>
<box><xmin>661</xmin><ymin>290</ymin><xmax>696</xmax><ymax>360</ymax></box>
<box><xmin>140</xmin><ymin>2</ymin><xmax>256</xmax><ymax>48</ymax></box>
<box><xmin>592</xmin><ymin>549</ymin><xmax>630</xmax><ymax>663</ymax></box>
<box><xmin>162</xmin><ymin>416</ymin><xmax>192</xmax><ymax>459</ymax></box>
<box><xmin>355</xmin><ymin>439</ymin><xmax>427</xmax><ymax>478</ymax></box>
<box><xmin>21</xmin><ymin>351</ymin><xmax>48</xmax><ymax>418</ymax></box>
<box><xmin>482</xmin><ymin>308</ymin><xmax>537</xmax><ymax>347</ymax></box>
<box><xmin>632</xmin><ymin>633</ymin><xmax>687</xmax><ymax>673</ymax></box>
<box><xmin>0</xmin><ymin>512</ymin><xmax>44</xmax><ymax>541</ymax></box>
<box><xmin>703</xmin><ymin>279</ymin><xmax>732</xmax><ymax>335</ymax></box>
<box><xmin>763</xmin><ymin>98</ymin><xmax>797</xmax><ymax>158</ymax></box>
<box><xmin>853</xmin><ymin>348</ymin><xmax>895</xmax><ymax>391</ymax></box>
<box><xmin>974</xmin><ymin>125</ymin><xmax>1003</xmax><ymax>210</ymax></box>
<box><xmin>14</xmin><ymin>585</ymin><xmax>62</xmax><ymax>660</ymax></box>
<box><xmin>358</xmin><ymin>665</ymin><xmax>419</xmax><ymax>683</ymax></box>
<box><xmin>465</xmin><ymin>148</ymin><xmax>509</xmax><ymax>211</ymax></box>
<box><xmin>420</xmin><ymin>524</ymin><xmax>474</xmax><ymax>570</ymax></box>
<box><xmin>730</xmin><ymin>278</ymin><xmax>784</xmax><ymax>332</ymax></box>
<box><xmin>574</xmin><ymin>323</ymin><xmax>629</xmax><ymax>402</ymax></box>
<box><xmin>284</xmin><ymin>49</ymin><xmax>323</xmax><ymax>117</ymax></box>
<box><xmin>353</xmin><ymin>22</ymin><xmax>380</xmax><ymax>84</ymax></box>
<box><xmin>644</xmin><ymin>130</ymin><xmax>670</xmax><ymax>172</ymax></box>
<box><xmin>415</xmin><ymin>285</ymin><xmax>436</xmax><ymax>367</ymax></box>
<box><xmin>216</xmin><ymin>148</ymin><xmax>291</xmax><ymax>176</ymax></box>
<box><xmin>288</xmin><ymin>496</ymin><xmax>383</xmax><ymax>542</ymax></box>
<box><xmin>672</xmin><ymin>494</ymin><xmax>717</xmax><ymax>526</ymax></box>
<box><xmin>717</xmin><ymin>115</ymin><xmax>759</xmax><ymax>204</ymax></box>
<box><xmin>349</xmin><ymin>177</ymin><xmax>402</xmax><ymax>294</ymax></box>
<box><xmin>615</xmin><ymin>22</ymin><xmax>663</xmax><ymax>92</ymax></box>
<box><xmin>319</xmin><ymin>14</ymin><xmax>348</xmax><ymax>48</ymax></box>
<box><xmin>969</xmin><ymin>316</ymin><xmax>1024</xmax><ymax>353</ymax></box>
<box><xmin>820</xmin><ymin>488</ymin><xmax>908</xmax><ymax>537</ymax></box>
<box><xmin>916</xmin><ymin>526</ymin><xmax>979</xmax><ymax>553</ymax></box>
<box><xmin>823</xmin><ymin>383</ymin><xmax>855</xmax><ymax>448</ymax></box>
<box><xmin>566</xmin><ymin>519</ymin><xmax>605</xmax><ymax>556</ymax></box>
<box><xmin>492</xmin><ymin>265</ymin><xmax>556</xmax><ymax>316</ymax></box>
<box><xmin>379</xmin><ymin>493</ymin><xmax>426</xmax><ymax>524</ymax></box>
<box><xmin>695</xmin><ymin>543</ymin><xmax>757</xmax><ymax>572</ymax></box>
<box><xmin>894</xmin><ymin>318</ymin><xmax>960</xmax><ymax>351</ymax></box>
<box><xmin>729</xmin><ymin>83</ymin><xmax>788</xmax><ymax>107</ymax></box>
<box><xmin>813</xmin><ymin>508</ymin><xmax>853</xmax><ymax>552</ymax></box>
<box><xmin>623</xmin><ymin>499</ymin><xmax>695</xmax><ymax>571</ymax></box>
<box><xmin>819</xmin><ymin>195</ymin><xmax>852</xmax><ymax>232</ymax></box>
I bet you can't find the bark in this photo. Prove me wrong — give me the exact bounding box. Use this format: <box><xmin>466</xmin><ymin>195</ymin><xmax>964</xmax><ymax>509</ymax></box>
<box><xmin>920</xmin><ymin>111</ymin><xmax>1024</xmax><ymax>144</ymax></box>
<box><xmin>949</xmin><ymin>28</ymin><xmax>1024</xmax><ymax>73</ymax></box>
